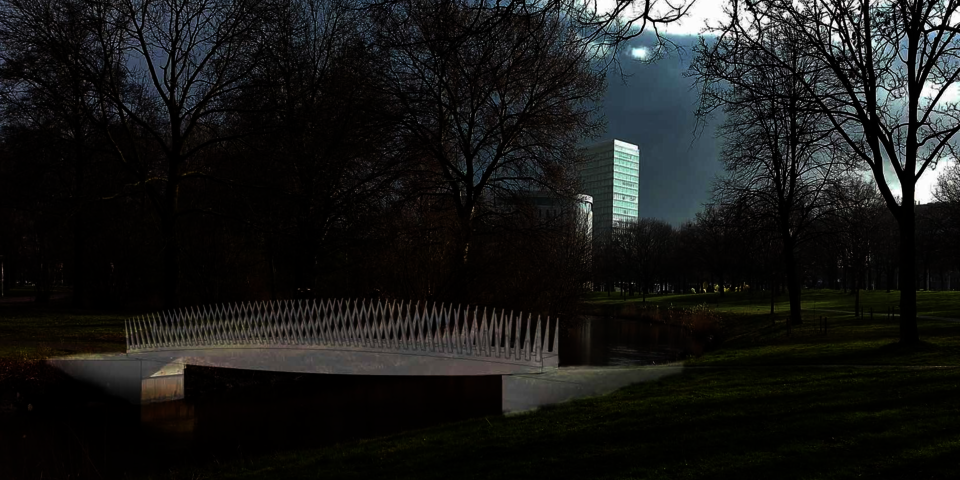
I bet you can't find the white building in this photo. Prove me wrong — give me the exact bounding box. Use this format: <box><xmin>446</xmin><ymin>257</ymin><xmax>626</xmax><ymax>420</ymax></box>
<box><xmin>493</xmin><ymin>190</ymin><xmax>593</xmax><ymax>239</ymax></box>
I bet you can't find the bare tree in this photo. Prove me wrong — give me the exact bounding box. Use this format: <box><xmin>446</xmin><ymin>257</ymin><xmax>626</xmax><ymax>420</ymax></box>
<box><xmin>935</xmin><ymin>161</ymin><xmax>960</xmax><ymax>206</ymax></box>
<box><xmin>77</xmin><ymin>0</ymin><xmax>277</xmax><ymax>307</ymax></box>
<box><xmin>220</xmin><ymin>0</ymin><xmax>402</xmax><ymax>298</ymax></box>
<box><xmin>618</xmin><ymin>218</ymin><xmax>673</xmax><ymax>301</ymax></box>
<box><xmin>827</xmin><ymin>176</ymin><xmax>886</xmax><ymax>313</ymax></box>
<box><xmin>697</xmin><ymin>0</ymin><xmax>960</xmax><ymax>342</ymax></box>
<box><xmin>0</xmin><ymin>0</ymin><xmax>105</xmax><ymax>305</ymax></box>
<box><xmin>932</xmin><ymin>161</ymin><xmax>960</xmax><ymax>278</ymax></box>
<box><xmin>690</xmin><ymin>204</ymin><xmax>738</xmax><ymax>296</ymax></box>
<box><xmin>370</xmin><ymin>0</ymin><xmax>606</xmax><ymax>298</ymax></box>
<box><xmin>693</xmin><ymin>23</ymin><xmax>848</xmax><ymax>328</ymax></box>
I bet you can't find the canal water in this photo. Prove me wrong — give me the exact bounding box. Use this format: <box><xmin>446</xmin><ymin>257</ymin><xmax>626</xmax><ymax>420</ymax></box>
<box><xmin>1</xmin><ymin>317</ymin><xmax>704</xmax><ymax>479</ymax></box>
<box><xmin>559</xmin><ymin>316</ymin><xmax>706</xmax><ymax>366</ymax></box>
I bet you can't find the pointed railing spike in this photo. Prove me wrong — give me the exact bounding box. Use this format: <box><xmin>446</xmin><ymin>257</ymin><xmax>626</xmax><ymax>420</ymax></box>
<box><xmin>523</xmin><ymin>313</ymin><xmax>533</xmax><ymax>361</ymax></box>
<box><xmin>479</xmin><ymin>308</ymin><xmax>489</xmax><ymax>357</ymax></box>
<box><xmin>504</xmin><ymin>312</ymin><xmax>513</xmax><ymax>359</ymax></box>
<box><xmin>533</xmin><ymin>315</ymin><xmax>543</xmax><ymax>363</ymax></box>
<box><xmin>551</xmin><ymin>317</ymin><xmax>559</xmax><ymax>354</ymax></box>
<box><xmin>122</xmin><ymin>300</ymin><xmax>554</xmax><ymax>369</ymax></box>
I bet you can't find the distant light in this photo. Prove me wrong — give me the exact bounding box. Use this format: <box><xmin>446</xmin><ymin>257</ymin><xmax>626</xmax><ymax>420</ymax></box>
<box><xmin>629</xmin><ymin>47</ymin><xmax>649</xmax><ymax>60</ymax></box>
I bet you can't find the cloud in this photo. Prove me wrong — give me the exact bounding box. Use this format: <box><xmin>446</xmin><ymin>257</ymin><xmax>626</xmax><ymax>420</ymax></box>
<box><xmin>602</xmin><ymin>35</ymin><xmax>724</xmax><ymax>225</ymax></box>
<box><xmin>589</xmin><ymin>0</ymin><xmax>725</xmax><ymax>37</ymax></box>
<box><xmin>920</xmin><ymin>82</ymin><xmax>960</xmax><ymax>104</ymax></box>
<box><xmin>629</xmin><ymin>46</ymin><xmax>650</xmax><ymax>59</ymax></box>
<box><xmin>869</xmin><ymin>157</ymin><xmax>956</xmax><ymax>205</ymax></box>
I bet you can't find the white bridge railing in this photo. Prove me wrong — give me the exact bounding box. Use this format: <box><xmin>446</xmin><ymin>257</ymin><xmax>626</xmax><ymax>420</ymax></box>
<box><xmin>124</xmin><ymin>299</ymin><xmax>559</xmax><ymax>369</ymax></box>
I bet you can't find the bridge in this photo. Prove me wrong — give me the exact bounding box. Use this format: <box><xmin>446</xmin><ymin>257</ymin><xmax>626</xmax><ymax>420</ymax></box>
<box><xmin>50</xmin><ymin>299</ymin><xmax>682</xmax><ymax>413</ymax></box>
<box><xmin>50</xmin><ymin>299</ymin><xmax>563</xmax><ymax>406</ymax></box>
<box><xmin>124</xmin><ymin>298</ymin><xmax>559</xmax><ymax>375</ymax></box>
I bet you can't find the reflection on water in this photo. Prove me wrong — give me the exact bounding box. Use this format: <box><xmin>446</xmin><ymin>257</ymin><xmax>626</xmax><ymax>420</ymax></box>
<box><xmin>2</xmin><ymin>317</ymin><xmax>704</xmax><ymax>479</ymax></box>
<box><xmin>560</xmin><ymin>316</ymin><xmax>705</xmax><ymax>366</ymax></box>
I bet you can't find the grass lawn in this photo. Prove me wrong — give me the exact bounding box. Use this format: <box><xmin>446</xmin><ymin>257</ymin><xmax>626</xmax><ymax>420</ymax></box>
<box><xmin>0</xmin><ymin>305</ymin><xmax>129</xmax><ymax>361</ymax></box>
<box><xmin>583</xmin><ymin>288</ymin><xmax>960</xmax><ymax>319</ymax></box>
<box><xmin>3</xmin><ymin>294</ymin><xmax>960</xmax><ymax>479</ymax></box>
<box><xmin>135</xmin><ymin>293</ymin><xmax>960</xmax><ymax>480</ymax></box>
<box><xmin>146</xmin><ymin>367</ymin><xmax>960</xmax><ymax>480</ymax></box>
<box><xmin>0</xmin><ymin>304</ymin><xmax>133</xmax><ymax>414</ymax></box>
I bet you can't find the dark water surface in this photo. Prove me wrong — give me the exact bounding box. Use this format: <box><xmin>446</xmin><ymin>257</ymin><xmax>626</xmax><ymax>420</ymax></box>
<box><xmin>1</xmin><ymin>317</ymin><xmax>703</xmax><ymax>479</ymax></box>
<box><xmin>560</xmin><ymin>316</ymin><xmax>706</xmax><ymax>366</ymax></box>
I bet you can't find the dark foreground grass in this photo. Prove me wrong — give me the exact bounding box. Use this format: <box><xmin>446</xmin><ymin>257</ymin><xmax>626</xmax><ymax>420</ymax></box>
<box><xmin>146</xmin><ymin>366</ymin><xmax>960</xmax><ymax>480</ymax></box>
<box><xmin>4</xmin><ymin>301</ymin><xmax>960</xmax><ymax>479</ymax></box>
<box><xmin>138</xmin><ymin>310</ymin><xmax>960</xmax><ymax>480</ymax></box>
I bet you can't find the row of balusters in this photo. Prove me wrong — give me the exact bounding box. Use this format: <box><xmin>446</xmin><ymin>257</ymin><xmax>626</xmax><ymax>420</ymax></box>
<box><xmin>125</xmin><ymin>299</ymin><xmax>559</xmax><ymax>363</ymax></box>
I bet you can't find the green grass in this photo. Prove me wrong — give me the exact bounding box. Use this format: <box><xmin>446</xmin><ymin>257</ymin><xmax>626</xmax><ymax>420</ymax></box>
<box><xmin>0</xmin><ymin>304</ymin><xmax>134</xmax><ymax>427</ymax></box>
<box><xmin>0</xmin><ymin>305</ymin><xmax>129</xmax><ymax>361</ymax></box>
<box><xmin>136</xmin><ymin>297</ymin><xmax>960</xmax><ymax>480</ymax></box>
<box><xmin>146</xmin><ymin>365</ymin><xmax>960</xmax><ymax>480</ymax></box>
<box><xmin>688</xmin><ymin>312</ymin><xmax>960</xmax><ymax>367</ymax></box>
<box><xmin>3</xmin><ymin>296</ymin><xmax>960</xmax><ymax>479</ymax></box>
<box><xmin>583</xmin><ymin>288</ymin><xmax>960</xmax><ymax>319</ymax></box>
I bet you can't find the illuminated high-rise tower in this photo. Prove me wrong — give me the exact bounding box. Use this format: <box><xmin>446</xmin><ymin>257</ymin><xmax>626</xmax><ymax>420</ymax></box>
<box><xmin>579</xmin><ymin>139</ymin><xmax>640</xmax><ymax>232</ymax></box>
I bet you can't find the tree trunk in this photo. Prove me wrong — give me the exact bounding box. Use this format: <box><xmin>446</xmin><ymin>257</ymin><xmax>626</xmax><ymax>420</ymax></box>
<box><xmin>783</xmin><ymin>237</ymin><xmax>802</xmax><ymax>327</ymax></box>
<box><xmin>267</xmin><ymin>236</ymin><xmax>277</xmax><ymax>302</ymax></box>
<box><xmin>295</xmin><ymin>219</ymin><xmax>316</xmax><ymax>298</ymax></box>
<box><xmin>161</xmin><ymin>162</ymin><xmax>181</xmax><ymax>308</ymax></box>
<box><xmin>161</xmin><ymin>211</ymin><xmax>180</xmax><ymax>309</ymax></box>
<box><xmin>770</xmin><ymin>274</ymin><xmax>776</xmax><ymax>315</ymax></box>
<box><xmin>897</xmin><ymin>207</ymin><xmax>919</xmax><ymax>343</ymax></box>
<box><xmin>35</xmin><ymin>234</ymin><xmax>51</xmax><ymax>304</ymax></box>
<box><xmin>854</xmin><ymin>284</ymin><xmax>860</xmax><ymax>318</ymax></box>
<box><xmin>444</xmin><ymin>213</ymin><xmax>474</xmax><ymax>301</ymax></box>
<box><xmin>73</xmin><ymin>211</ymin><xmax>86</xmax><ymax>306</ymax></box>
<box><xmin>72</xmin><ymin>147</ymin><xmax>86</xmax><ymax>307</ymax></box>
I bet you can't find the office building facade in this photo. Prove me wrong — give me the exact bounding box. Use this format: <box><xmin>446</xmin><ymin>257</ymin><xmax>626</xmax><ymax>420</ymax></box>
<box><xmin>579</xmin><ymin>139</ymin><xmax>640</xmax><ymax>232</ymax></box>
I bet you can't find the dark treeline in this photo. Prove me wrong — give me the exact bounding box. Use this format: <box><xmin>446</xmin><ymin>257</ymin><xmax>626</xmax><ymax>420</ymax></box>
<box><xmin>593</xmin><ymin>185</ymin><xmax>960</xmax><ymax>303</ymax></box>
<box><xmin>0</xmin><ymin>0</ymin><xmax>693</xmax><ymax>317</ymax></box>
<box><xmin>684</xmin><ymin>0</ymin><xmax>960</xmax><ymax>343</ymax></box>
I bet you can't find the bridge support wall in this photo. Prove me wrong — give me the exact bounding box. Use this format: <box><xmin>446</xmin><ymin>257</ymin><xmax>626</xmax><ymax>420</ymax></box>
<box><xmin>47</xmin><ymin>354</ymin><xmax>184</xmax><ymax>405</ymax></box>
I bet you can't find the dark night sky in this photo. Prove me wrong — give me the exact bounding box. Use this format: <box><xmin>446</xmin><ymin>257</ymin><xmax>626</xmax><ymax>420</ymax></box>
<box><xmin>599</xmin><ymin>35</ymin><xmax>723</xmax><ymax>226</ymax></box>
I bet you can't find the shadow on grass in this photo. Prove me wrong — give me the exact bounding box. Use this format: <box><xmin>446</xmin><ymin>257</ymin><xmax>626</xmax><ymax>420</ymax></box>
<box><xmin>147</xmin><ymin>367</ymin><xmax>960</xmax><ymax>480</ymax></box>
